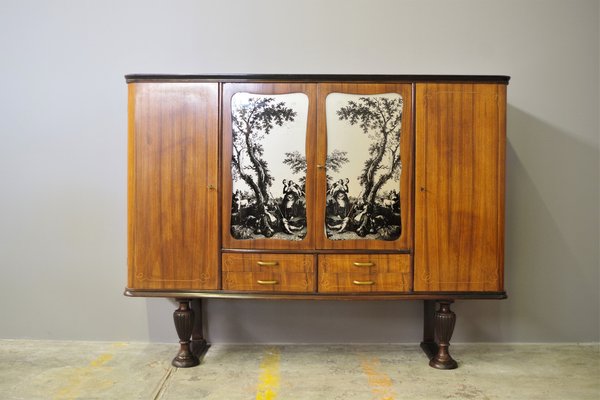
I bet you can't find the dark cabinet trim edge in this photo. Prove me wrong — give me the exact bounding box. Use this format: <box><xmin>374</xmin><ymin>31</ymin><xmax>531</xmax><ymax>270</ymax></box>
<box><xmin>124</xmin><ymin>288</ymin><xmax>507</xmax><ymax>300</ymax></box>
<box><xmin>125</xmin><ymin>74</ymin><xmax>510</xmax><ymax>84</ymax></box>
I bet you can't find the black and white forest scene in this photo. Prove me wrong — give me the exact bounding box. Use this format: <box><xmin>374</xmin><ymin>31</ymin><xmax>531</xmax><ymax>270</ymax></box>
<box><xmin>230</xmin><ymin>93</ymin><xmax>309</xmax><ymax>241</ymax></box>
<box><xmin>325</xmin><ymin>93</ymin><xmax>403</xmax><ymax>241</ymax></box>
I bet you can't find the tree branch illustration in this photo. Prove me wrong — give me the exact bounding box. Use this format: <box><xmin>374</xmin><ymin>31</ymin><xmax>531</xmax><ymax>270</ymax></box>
<box><xmin>231</xmin><ymin>97</ymin><xmax>297</xmax><ymax>207</ymax></box>
<box><xmin>337</xmin><ymin>96</ymin><xmax>403</xmax><ymax>204</ymax></box>
<box><xmin>282</xmin><ymin>149</ymin><xmax>349</xmax><ymax>187</ymax></box>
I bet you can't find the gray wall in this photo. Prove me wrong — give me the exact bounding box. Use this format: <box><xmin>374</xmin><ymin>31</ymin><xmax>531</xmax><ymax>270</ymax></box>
<box><xmin>0</xmin><ymin>0</ymin><xmax>598</xmax><ymax>343</ymax></box>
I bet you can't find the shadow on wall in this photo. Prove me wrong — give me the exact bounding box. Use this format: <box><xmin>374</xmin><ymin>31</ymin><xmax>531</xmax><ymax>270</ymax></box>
<box><xmin>145</xmin><ymin>104</ymin><xmax>599</xmax><ymax>344</ymax></box>
<box><xmin>457</xmin><ymin>104</ymin><xmax>599</xmax><ymax>342</ymax></box>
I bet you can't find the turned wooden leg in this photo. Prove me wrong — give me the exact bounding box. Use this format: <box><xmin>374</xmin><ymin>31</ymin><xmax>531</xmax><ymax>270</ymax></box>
<box><xmin>172</xmin><ymin>299</ymin><xmax>200</xmax><ymax>368</ymax></box>
<box><xmin>190</xmin><ymin>299</ymin><xmax>209</xmax><ymax>356</ymax></box>
<box><xmin>420</xmin><ymin>300</ymin><xmax>438</xmax><ymax>360</ymax></box>
<box><xmin>429</xmin><ymin>301</ymin><xmax>458</xmax><ymax>370</ymax></box>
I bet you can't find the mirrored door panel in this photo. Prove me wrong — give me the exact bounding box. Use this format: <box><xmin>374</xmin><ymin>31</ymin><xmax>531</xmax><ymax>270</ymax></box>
<box><xmin>222</xmin><ymin>84</ymin><xmax>317</xmax><ymax>250</ymax></box>
<box><xmin>316</xmin><ymin>84</ymin><xmax>413</xmax><ymax>250</ymax></box>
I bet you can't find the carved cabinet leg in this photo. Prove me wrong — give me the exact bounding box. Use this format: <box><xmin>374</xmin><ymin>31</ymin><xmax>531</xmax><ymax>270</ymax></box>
<box><xmin>190</xmin><ymin>299</ymin><xmax>208</xmax><ymax>356</ymax></box>
<box><xmin>420</xmin><ymin>300</ymin><xmax>438</xmax><ymax>360</ymax></box>
<box><xmin>429</xmin><ymin>301</ymin><xmax>458</xmax><ymax>370</ymax></box>
<box><xmin>172</xmin><ymin>299</ymin><xmax>200</xmax><ymax>368</ymax></box>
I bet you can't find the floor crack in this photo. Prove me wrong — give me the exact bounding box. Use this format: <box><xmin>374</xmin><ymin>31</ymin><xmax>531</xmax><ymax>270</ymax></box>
<box><xmin>152</xmin><ymin>366</ymin><xmax>176</xmax><ymax>400</ymax></box>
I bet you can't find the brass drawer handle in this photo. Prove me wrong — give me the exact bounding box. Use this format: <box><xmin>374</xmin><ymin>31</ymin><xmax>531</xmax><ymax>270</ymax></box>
<box><xmin>352</xmin><ymin>280</ymin><xmax>375</xmax><ymax>286</ymax></box>
<box><xmin>257</xmin><ymin>280</ymin><xmax>278</xmax><ymax>285</ymax></box>
<box><xmin>257</xmin><ymin>261</ymin><xmax>279</xmax><ymax>267</ymax></box>
<box><xmin>353</xmin><ymin>262</ymin><xmax>374</xmax><ymax>267</ymax></box>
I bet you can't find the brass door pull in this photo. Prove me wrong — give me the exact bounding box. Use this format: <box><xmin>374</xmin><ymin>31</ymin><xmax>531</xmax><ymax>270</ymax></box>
<box><xmin>257</xmin><ymin>280</ymin><xmax>278</xmax><ymax>285</ymax></box>
<box><xmin>353</xmin><ymin>262</ymin><xmax>374</xmax><ymax>267</ymax></box>
<box><xmin>257</xmin><ymin>261</ymin><xmax>279</xmax><ymax>266</ymax></box>
<box><xmin>352</xmin><ymin>280</ymin><xmax>375</xmax><ymax>286</ymax></box>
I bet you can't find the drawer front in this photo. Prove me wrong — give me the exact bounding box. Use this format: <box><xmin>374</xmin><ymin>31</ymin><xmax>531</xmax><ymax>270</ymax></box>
<box><xmin>318</xmin><ymin>254</ymin><xmax>412</xmax><ymax>293</ymax></box>
<box><xmin>222</xmin><ymin>253</ymin><xmax>316</xmax><ymax>292</ymax></box>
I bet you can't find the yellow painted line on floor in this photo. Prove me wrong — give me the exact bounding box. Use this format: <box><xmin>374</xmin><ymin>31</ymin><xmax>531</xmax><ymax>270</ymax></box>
<box><xmin>88</xmin><ymin>353</ymin><xmax>113</xmax><ymax>368</ymax></box>
<box><xmin>53</xmin><ymin>350</ymin><xmax>115</xmax><ymax>400</ymax></box>
<box><xmin>361</xmin><ymin>357</ymin><xmax>397</xmax><ymax>400</ymax></box>
<box><xmin>256</xmin><ymin>347</ymin><xmax>281</xmax><ymax>400</ymax></box>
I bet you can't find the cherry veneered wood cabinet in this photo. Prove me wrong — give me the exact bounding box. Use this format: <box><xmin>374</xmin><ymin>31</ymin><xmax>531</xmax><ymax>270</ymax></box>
<box><xmin>127</xmin><ymin>82</ymin><xmax>220</xmax><ymax>291</ymax></box>
<box><xmin>125</xmin><ymin>74</ymin><xmax>509</xmax><ymax>370</ymax></box>
<box><xmin>414</xmin><ymin>83</ymin><xmax>506</xmax><ymax>293</ymax></box>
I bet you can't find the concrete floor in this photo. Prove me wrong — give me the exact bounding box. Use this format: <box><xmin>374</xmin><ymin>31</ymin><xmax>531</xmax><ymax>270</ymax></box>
<box><xmin>0</xmin><ymin>341</ymin><xmax>598</xmax><ymax>399</ymax></box>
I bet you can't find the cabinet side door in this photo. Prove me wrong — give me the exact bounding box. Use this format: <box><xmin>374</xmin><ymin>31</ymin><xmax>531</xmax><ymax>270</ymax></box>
<box><xmin>128</xmin><ymin>82</ymin><xmax>219</xmax><ymax>290</ymax></box>
<box><xmin>414</xmin><ymin>83</ymin><xmax>506</xmax><ymax>292</ymax></box>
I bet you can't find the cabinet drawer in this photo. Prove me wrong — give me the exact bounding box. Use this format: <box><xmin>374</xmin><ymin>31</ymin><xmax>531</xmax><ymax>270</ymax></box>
<box><xmin>222</xmin><ymin>253</ymin><xmax>316</xmax><ymax>292</ymax></box>
<box><xmin>318</xmin><ymin>254</ymin><xmax>412</xmax><ymax>293</ymax></box>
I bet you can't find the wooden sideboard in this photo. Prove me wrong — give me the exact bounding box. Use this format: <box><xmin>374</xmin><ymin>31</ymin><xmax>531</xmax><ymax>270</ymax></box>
<box><xmin>125</xmin><ymin>74</ymin><xmax>509</xmax><ymax>369</ymax></box>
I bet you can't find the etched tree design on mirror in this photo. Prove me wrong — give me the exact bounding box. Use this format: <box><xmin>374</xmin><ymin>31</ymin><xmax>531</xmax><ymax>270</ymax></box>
<box><xmin>283</xmin><ymin>149</ymin><xmax>349</xmax><ymax>187</ymax></box>
<box><xmin>337</xmin><ymin>96</ymin><xmax>403</xmax><ymax>206</ymax></box>
<box><xmin>232</xmin><ymin>97</ymin><xmax>297</xmax><ymax>207</ymax></box>
<box><xmin>231</xmin><ymin>96</ymin><xmax>301</xmax><ymax>239</ymax></box>
<box><xmin>324</xmin><ymin>94</ymin><xmax>403</xmax><ymax>241</ymax></box>
<box><xmin>282</xmin><ymin>151</ymin><xmax>307</xmax><ymax>188</ymax></box>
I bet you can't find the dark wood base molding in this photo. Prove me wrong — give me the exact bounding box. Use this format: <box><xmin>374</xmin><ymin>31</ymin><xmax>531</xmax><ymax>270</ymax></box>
<box><xmin>125</xmin><ymin>288</ymin><xmax>507</xmax><ymax>301</ymax></box>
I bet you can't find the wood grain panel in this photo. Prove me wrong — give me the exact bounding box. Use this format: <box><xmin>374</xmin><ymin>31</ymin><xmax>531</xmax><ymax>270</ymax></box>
<box><xmin>222</xmin><ymin>253</ymin><xmax>315</xmax><ymax>292</ymax></box>
<box><xmin>128</xmin><ymin>82</ymin><xmax>219</xmax><ymax>290</ymax></box>
<box><xmin>222</xmin><ymin>83</ymin><xmax>317</xmax><ymax>250</ymax></box>
<box><xmin>315</xmin><ymin>83</ymin><xmax>413</xmax><ymax>251</ymax></box>
<box><xmin>318</xmin><ymin>254</ymin><xmax>411</xmax><ymax>293</ymax></box>
<box><xmin>414</xmin><ymin>83</ymin><xmax>506</xmax><ymax>292</ymax></box>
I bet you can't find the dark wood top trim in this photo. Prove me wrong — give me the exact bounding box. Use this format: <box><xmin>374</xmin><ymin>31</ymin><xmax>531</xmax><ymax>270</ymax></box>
<box><xmin>125</xmin><ymin>74</ymin><xmax>510</xmax><ymax>84</ymax></box>
<box><xmin>124</xmin><ymin>288</ymin><xmax>507</xmax><ymax>300</ymax></box>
